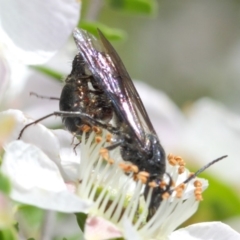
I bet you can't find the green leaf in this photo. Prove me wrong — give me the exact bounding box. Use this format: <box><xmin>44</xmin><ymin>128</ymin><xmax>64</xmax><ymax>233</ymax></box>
<box><xmin>27</xmin><ymin>238</ymin><xmax>35</xmax><ymax>240</ymax></box>
<box><xmin>0</xmin><ymin>172</ymin><xmax>11</xmax><ymax>194</ymax></box>
<box><xmin>18</xmin><ymin>205</ymin><xmax>44</xmax><ymax>230</ymax></box>
<box><xmin>30</xmin><ymin>66</ymin><xmax>64</xmax><ymax>82</ymax></box>
<box><xmin>110</xmin><ymin>238</ymin><xmax>124</xmax><ymax>240</ymax></box>
<box><xmin>107</xmin><ymin>0</ymin><xmax>158</xmax><ymax>15</ymax></box>
<box><xmin>79</xmin><ymin>21</ymin><xmax>127</xmax><ymax>41</ymax></box>
<box><xmin>13</xmin><ymin>222</ymin><xmax>19</xmax><ymax>232</ymax></box>
<box><xmin>0</xmin><ymin>229</ymin><xmax>17</xmax><ymax>240</ymax></box>
<box><xmin>75</xmin><ymin>213</ymin><xmax>87</xmax><ymax>231</ymax></box>
<box><xmin>53</xmin><ymin>233</ymin><xmax>84</xmax><ymax>240</ymax></box>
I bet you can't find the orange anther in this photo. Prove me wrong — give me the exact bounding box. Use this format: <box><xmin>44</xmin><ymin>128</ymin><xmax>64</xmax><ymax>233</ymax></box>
<box><xmin>92</xmin><ymin>126</ymin><xmax>102</xmax><ymax>134</ymax></box>
<box><xmin>95</xmin><ymin>136</ymin><xmax>102</xmax><ymax>143</ymax></box>
<box><xmin>178</xmin><ymin>166</ymin><xmax>185</xmax><ymax>174</ymax></box>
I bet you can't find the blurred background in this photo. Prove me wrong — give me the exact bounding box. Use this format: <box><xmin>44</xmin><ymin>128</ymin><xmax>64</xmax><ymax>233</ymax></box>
<box><xmin>98</xmin><ymin>0</ymin><xmax>240</xmax><ymax>111</ymax></box>
<box><xmin>1</xmin><ymin>0</ymin><xmax>240</xmax><ymax>237</ymax></box>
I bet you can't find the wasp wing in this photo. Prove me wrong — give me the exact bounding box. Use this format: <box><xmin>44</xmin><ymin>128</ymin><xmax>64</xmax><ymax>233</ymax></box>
<box><xmin>97</xmin><ymin>30</ymin><xmax>156</xmax><ymax>133</ymax></box>
<box><xmin>73</xmin><ymin>29</ymin><xmax>157</xmax><ymax>149</ymax></box>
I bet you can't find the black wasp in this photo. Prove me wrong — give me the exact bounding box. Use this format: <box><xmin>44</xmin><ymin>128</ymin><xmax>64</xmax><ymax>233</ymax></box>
<box><xmin>19</xmin><ymin>53</ymin><xmax>115</xmax><ymax>139</ymax></box>
<box><xmin>59</xmin><ymin>53</ymin><xmax>113</xmax><ymax>135</ymax></box>
<box><xmin>18</xmin><ymin>29</ymin><xmax>168</xmax><ymax>219</ymax></box>
<box><xmin>72</xmin><ymin>29</ymin><xmax>168</xmax><ymax>218</ymax></box>
<box><xmin>18</xmin><ymin>29</ymin><xmax>226</xmax><ymax>220</ymax></box>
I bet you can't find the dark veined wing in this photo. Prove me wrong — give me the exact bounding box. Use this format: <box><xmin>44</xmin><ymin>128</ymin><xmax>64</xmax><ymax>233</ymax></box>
<box><xmin>73</xmin><ymin>28</ymin><xmax>157</xmax><ymax>149</ymax></box>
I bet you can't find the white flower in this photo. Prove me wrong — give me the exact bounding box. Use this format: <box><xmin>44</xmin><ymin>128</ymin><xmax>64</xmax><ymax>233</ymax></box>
<box><xmin>0</xmin><ymin>0</ymin><xmax>81</xmax><ymax>107</ymax></box>
<box><xmin>0</xmin><ymin>0</ymin><xmax>80</xmax><ymax>64</ymax></box>
<box><xmin>1</xmin><ymin>109</ymin><xmax>91</xmax><ymax>213</ymax></box>
<box><xmin>177</xmin><ymin>98</ymin><xmax>240</xmax><ymax>185</ymax></box>
<box><xmin>168</xmin><ymin>221</ymin><xmax>240</xmax><ymax>240</ymax></box>
<box><xmin>1</xmin><ymin>109</ymin><xmax>238</xmax><ymax>240</ymax></box>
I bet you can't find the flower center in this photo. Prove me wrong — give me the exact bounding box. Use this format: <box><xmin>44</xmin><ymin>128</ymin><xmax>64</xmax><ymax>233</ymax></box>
<box><xmin>74</xmin><ymin>127</ymin><xmax>212</xmax><ymax>239</ymax></box>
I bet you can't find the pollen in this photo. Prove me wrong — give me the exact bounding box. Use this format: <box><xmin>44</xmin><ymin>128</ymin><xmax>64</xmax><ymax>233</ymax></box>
<box><xmin>195</xmin><ymin>194</ymin><xmax>203</xmax><ymax>201</ymax></box>
<box><xmin>168</xmin><ymin>154</ymin><xmax>177</xmax><ymax>166</ymax></box>
<box><xmin>162</xmin><ymin>192</ymin><xmax>170</xmax><ymax>199</ymax></box>
<box><xmin>192</xmin><ymin>180</ymin><xmax>204</xmax><ymax>201</ymax></box>
<box><xmin>80</xmin><ymin>124</ymin><xmax>91</xmax><ymax>132</ymax></box>
<box><xmin>169</xmin><ymin>158</ymin><xmax>177</xmax><ymax>166</ymax></box>
<box><xmin>99</xmin><ymin>148</ymin><xmax>109</xmax><ymax>160</ymax></box>
<box><xmin>92</xmin><ymin>126</ymin><xmax>102</xmax><ymax>134</ymax></box>
<box><xmin>95</xmin><ymin>136</ymin><xmax>102</xmax><ymax>143</ymax></box>
<box><xmin>195</xmin><ymin>188</ymin><xmax>203</xmax><ymax>201</ymax></box>
<box><xmin>106</xmin><ymin>133</ymin><xmax>112</xmax><ymax>143</ymax></box>
<box><xmin>107</xmin><ymin>158</ymin><xmax>114</xmax><ymax>165</ymax></box>
<box><xmin>175</xmin><ymin>183</ymin><xmax>185</xmax><ymax>191</ymax></box>
<box><xmin>159</xmin><ymin>181</ymin><xmax>167</xmax><ymax>189</ymax></box>
<box><xmin>148</xmin><ymin>181</ymin><xmax>158</xmax><ymax>188</ymax></box>
<box><xmin>178</xmin><ymin>166</ymin><xmax>185</xmax><ymax>174</ymax></box>
<box><xmin>176</xmin><ymin>189</ymin><xmax>183</xmax><ymax>198</ymax></box>
<box><xmin>194</xmin><ymin>180</ymin><xmax>202</xmax><ymax>188</ymax></box>
<box><xmin>119</xmin><ymin>162</ymin><xmax>139</xmax><ymax>173</ymax></box>
<box><xmin>179</xmin><ymin>183</ymin><xmax>186</xmax><ymax>190</ymax></box>
<box><xmin>130</xmin><ymin>164</ymin><xmax>139</xmax><ymax>173</ymax></box>
<box><xmin>174</xmin><ymin>156</ymin><xmax>183</xmax><ymax>162</ymax></box>
<box><xmin>168</xmin><ymin>154</ymin><xmax>187</xmax><ymax>167</ymax></box>
<box><xmin>137</xmin><ymin>175</ymin><xmax>148</xmax><ymax>184</ymax></box>
<box><xmin>119</xmin><ymin>162</ymin><xmax>133</xmax><ymax>173</ymax></box>
<box><xmin>138</xmin><ymin>171</ymin><xmax>150</xmax><ymax>178</ymax></box>
<box><xmin>194</xmin><ymin>188</ymin><xmax>202</xmax><ymax>195</ymax></box>
<box><xmin>178</xmin><ymin>160</ymin><xmax>186</xmax><ymax>167</ymax></box>
<box><xmin>119</xmin><ymin>163</ymin><xmax>139</xmax><ymax>174</ymax></box>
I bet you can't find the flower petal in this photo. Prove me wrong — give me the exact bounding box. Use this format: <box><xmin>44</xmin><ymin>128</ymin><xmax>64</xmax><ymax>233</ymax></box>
<box><xmin>0</xmin><ymin>109</ymin><xmax>62</xmax><ymax>165</ymax></box>
<box><xmin>0</xmin><ymin>109</ymin><xmax>80</xmax><ymax>182</ymax></box>
<box><xmin>179</xmin><ymin>98</ymin><xmax>240</xmax><ymax>184</ymax></box>
<box><xmin>0</xmin><ymin>0</ymin><xmax>80</xmax><ymax>64</ymax></box>
<box><xmin>0</xmin><ymin>54</ymin><xmax>10</xmax><ymax>104</ymax></box>
<box><xmin>52</xmin><ymin>129</ymin><xmax>81</xmax><ymax>182</ymax></box>
<box><xmin>169</xmin><ymin>222</ymin><xmax>240</xmax><ymax>240</ymax></box>
<box><xmin>3</xmin><ymin>140</ymin><xmax>66</xmax><ymax>191</ymax></box>
<box><xmin>122</xmin><ymin>218</ymin><xmax>142</xmax><ymax>240</ymax></box>
<box><xmin>135</xmin><ymin>81</ymin><xmax>186</xmax><ymax>150</ymax></box>
<box><xmin>84</xmin><ymin>216</ymin><xmax>122</xmax><ymax>240</ymax></box>
<box><xmin>2</xmin><ymin>140</ymin><xmax>91</xmax><ymax>213</ymax></box>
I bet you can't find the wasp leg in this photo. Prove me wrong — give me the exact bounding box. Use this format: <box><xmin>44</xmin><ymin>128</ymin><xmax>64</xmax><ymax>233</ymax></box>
<box><xmin>30</xmin><ymin>92</ymin><xmax>60</xmax><ymax>100</ymax></box>
<box><xmin>105</xmin><ymin>140</ymin><xmax>123</xmax><ymax>151</ymax></box>
<box><xmin>18</xmin><ymin>113</ymin><xmax>56</xmax><ymax>139</ymax></box>
<box><xmin>18</xmin><ymin>110</ymin><xmax>123</xmax><ymax>141</ymax></box>
<box><xmin>54</xmin><ymin>111</ymin><xmax>120</xmax><ymax>135</ymax></box>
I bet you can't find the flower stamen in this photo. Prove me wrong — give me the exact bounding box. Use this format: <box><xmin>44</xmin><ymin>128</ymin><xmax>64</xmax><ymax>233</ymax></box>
<box><xmin>92</xmin><ymin>126</ymin><xmax>102</xmax><ymax>134</ymax></box>
<box><xmin>95</xmin><ymin>136</ymin><xmax>102</xmax><ymax>143</ymax></box>
<box><xmin>75</xmin><ymin>131</ymin><xmax>226</xmax><ymax>239</ymax></box>
<box><xmin>80</xmin><ymin>124</ymin><xmax>91</xmax><ymax>132</ymax></box>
